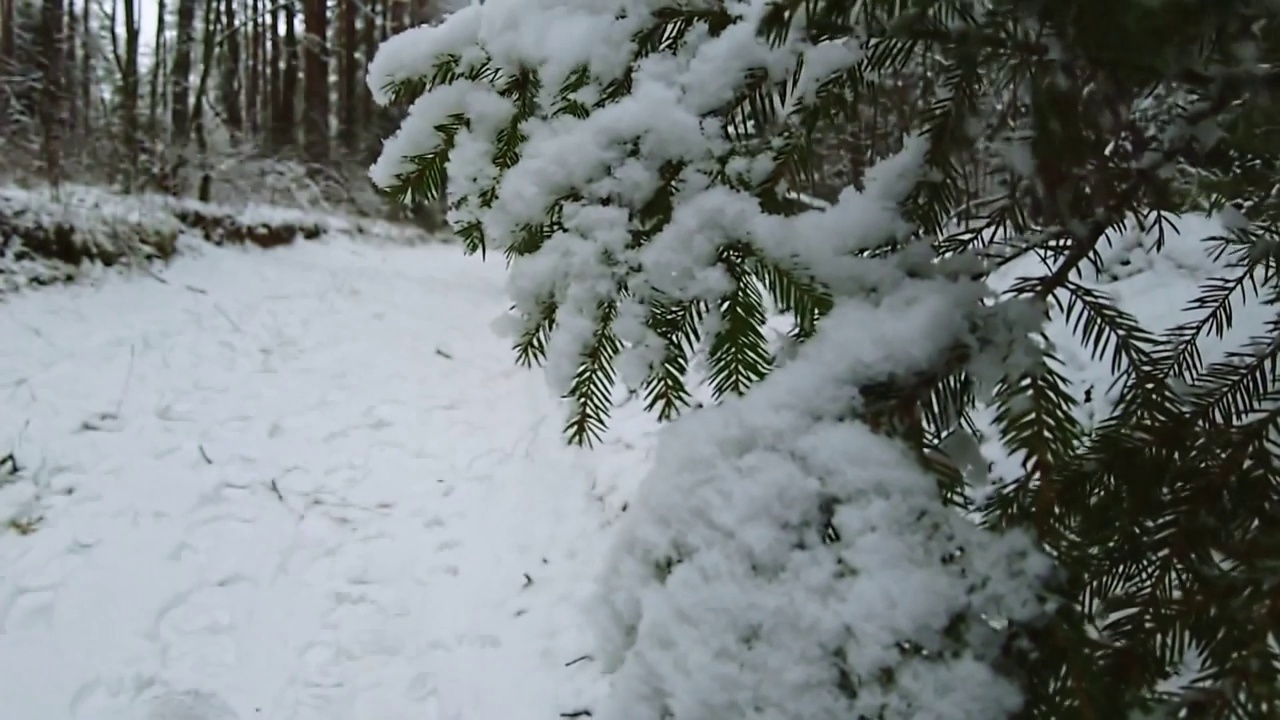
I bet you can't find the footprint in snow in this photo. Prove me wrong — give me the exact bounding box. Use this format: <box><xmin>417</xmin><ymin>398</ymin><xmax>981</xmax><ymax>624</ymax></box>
<box><xmin>79</xmin><ymin>412</ymin><xmax>126</xmax><ymax>432</ymax></box>
<box><xmin>146</xmin><ymin>689</ymin><xmax>239</xmax><ymax>720</ymax></box>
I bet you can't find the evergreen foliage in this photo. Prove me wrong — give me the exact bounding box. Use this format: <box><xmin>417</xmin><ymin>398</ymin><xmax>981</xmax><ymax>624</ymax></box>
<box><xmin>374</xmin><ymin>0</ymin><xmax>1280</xmax><ymax>716</ymax></box>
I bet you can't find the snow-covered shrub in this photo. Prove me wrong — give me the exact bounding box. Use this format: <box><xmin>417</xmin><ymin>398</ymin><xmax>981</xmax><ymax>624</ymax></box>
<box><xmin>168</xmin><ymin>198</ymin><xmax>328</xmax><ymax>248</ymax></box>
<box><xmin>168</xmin><ymin>197</ymin><xmax>439</xmax><ymax>247</ymax></box>
<box><xmin>197</xmin><ymin>155</ymin><xmax>390</xmax><ymax>220</ymax></box>
<box><xmin>0</xmin><ymin>185</ymin><xmax>181</xmax><ymax>271</ymax></box>
<box><xmin>0</xmin><ymin>183</ymin><xmax>440</xmax><ymax>292</ymax></box>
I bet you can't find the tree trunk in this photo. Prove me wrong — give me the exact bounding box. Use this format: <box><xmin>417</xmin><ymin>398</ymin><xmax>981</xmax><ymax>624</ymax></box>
<box><xmin>359</xmin><ymin>0</ymin><xmax>378</xmax><ymax>146</ymax></box>
<box><xmin>337</xmin><ymin>0</ymin><xmax>347</xmax><ymax>132</ymax></box>
<box><xmin>168</xmin><ymin>0</ymin><xmax>197</xmax><ymax>192</ymax></box>
<box><xmin>221</xmin><ymin>0</ymin><xmax>242</xmax><ymax>137</ymax></box>
<box><xmin>273</xmin><ymin>1</ymin><xmax>298</xmax><ymax>151</ymax></box>
<box><xmin>64</xmin><ymin>0</ymin><xmax>76</xmax><ymax>136</ymax></box>
<box><xmin>147</xmin><ymin>0</ymin><xmax>167</xmax><ymax>133</ymax></box>
<box><xmin>78</xmin><ymin>0</ymin><xmax>90</xmax><ymax>135</ymax></box>
<box><xmin>268</xmin><ymin>0</ymin><xmax>281</xmax><ymax>151</ymax></box>
<box><xmin>38</xmin><ymin>0</ymin><xmax>64</xmax><ymax>186</ymax></box>
<box><xmin>337</xmin><ymin>0</ymin><xmax>356</xmax><ymax>153</ymax></box>
<box><xmin>388</xmin><ymin>0</ymin><xmax>404</xmax><ymax>35</ymax></box>
<box><xmin>0</xmin><ymin>0</ymin><xmax>15</xmax><ymax>137</ymax></box>
<box><xmin>301</xmin><ymin>0</ymin><xmax>328</xmax><ymax>164</ymax></box>
<box><xmin>246</xmin><ymin>0</ymin><xmax>259</xmax><ymax>136</ymax></box>
<box><xmin>193</xmin><ymin>0</ymin><xmax>220</xmax><ymax>200</ymax></box>
<box><xmin>257</xmin><ymin>0</ymin><xmax>268</xmax><ymax>142</ymax></box>
<box><xmin>119</xmin><ymin>0</ymin><xmax>140</xmax><ymax>189</ymax></box>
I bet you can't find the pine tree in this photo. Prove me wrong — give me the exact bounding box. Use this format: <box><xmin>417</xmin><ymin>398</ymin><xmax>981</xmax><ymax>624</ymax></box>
<box><xmin>372</xmin><ymin>0</ymin><xmax>1280</xmax><ymax>717</ymax></box>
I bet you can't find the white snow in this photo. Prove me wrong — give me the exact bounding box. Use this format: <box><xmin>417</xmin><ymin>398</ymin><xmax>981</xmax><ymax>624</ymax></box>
<box><xmin>0</xmin><ymin>234</ymin><xmax>656</xmax><ymax>719</ymax></box>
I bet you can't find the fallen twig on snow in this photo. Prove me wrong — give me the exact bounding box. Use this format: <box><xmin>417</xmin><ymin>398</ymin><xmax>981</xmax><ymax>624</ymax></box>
<box><xmin>214</xmin><ymin>304</ymin><xmax>243</xmax><ymax>332</ymax></box>
<box><xmin>80</xmin><ymin>412</ymin><xmax>124</xmax><ymax>432</ymax></box>
<box><xmin>112</xmin><ymin>345</ymin><xmax>136</xmax><ymax>418</ymax></box>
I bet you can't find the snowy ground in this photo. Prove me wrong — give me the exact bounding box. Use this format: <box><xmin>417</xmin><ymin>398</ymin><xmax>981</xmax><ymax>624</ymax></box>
<box><xmin>0</xmin><ymin>235</ymin><xmax>654</xmax><ymax>719</ymax></box>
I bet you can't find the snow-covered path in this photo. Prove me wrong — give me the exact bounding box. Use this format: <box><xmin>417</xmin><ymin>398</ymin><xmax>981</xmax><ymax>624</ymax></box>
<box><xmin>0</xmin><ymin>237</ymin><xmax>650</xmax><ymax>719</ymax></box>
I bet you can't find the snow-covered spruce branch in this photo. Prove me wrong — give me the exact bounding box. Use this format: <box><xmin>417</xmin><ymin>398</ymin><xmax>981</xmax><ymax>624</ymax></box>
<box><xmin>370</xmin><ymin>0</ymin><xmax>1280</xmax><ymax>716</ymax></box>
<box><xmin>366</xmin><ymin>0</ymin><xmax>897</xmax><ymax>445</ymax></box>
<box><xmin>368</xmin><ymin>2</ymin><xmax>1058</xmax><ymax>719</ymax></box>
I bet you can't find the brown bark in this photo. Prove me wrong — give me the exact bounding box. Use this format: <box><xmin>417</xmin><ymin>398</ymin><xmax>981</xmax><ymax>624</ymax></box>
<box><xmin>268</xmin><ymin>0</ymin><xmax>281</xmax><ymax>149</ymax></box>
<box><xmin>0</xmin><ymin>0</ymin><xmax>14</xmax><ymax>71</ymax></box>
<box><xmin>258</xmin><ymin>0</ymin><xmax>268</xmax><ymax>139</ymax></box>
<box><xmin>171</xmin><ymin>0</ymin><xmax>197</xmax><ymax>151</ymax></box>
<box><xmin>388</xmin><ymin>0</ymin><xmax>404</xmax><ymax>35</ymax></box>
<box><xmin>147</xmin><ymin>0</ymin><xmax>166</xmax><ymax>132</ymax></box>
<box><xmin>247</xmin><ymin>0</ymin><xmax>259</xmax><ymax>136</ymax></box>
<box><xmin>221</xmin><ymin>0</ymin><xmax>243</xmax><ymax>136</ymax></box>
<box><xmin>0</xmin><ymin>0</ymin><xmax>15</xmax><ymax>137</ymax></box>
<box><xmin>64</xmin><ymin>0</ymin><xmax>76</xmax><ymax>134</ymax></box>
<box><xmin>38</xmin><ymin>0</ymin><xmax>64</xmax><ymax>185</ymax></box>
<box><xmin>272</xmin><ymin>1</ymin><xmax>298</xmax><ymax>151</ymax></box>
<box><xmin>359</xmin><ymin>0</ymin><xmax>377</xmax><ymax>136</ymax></box>
<box><xmin>78</xmin><ymin>0</ymin><xmax>90</xmax><ymax>134</ymax></box>
<box><xmin>337</xmin><ymin>0</ymin><xmax>356</xmax><ymax>153</ymax></box>
<box><xmin>119</xmin><ymin>0</ymin><xmax>141</xmax><ymax>187</ymax></box>
<box><xmin>193</xmin><ymin>0</ymin><xmax>221</xmax><ymax>199</ymax></box>
<box><xmin>301</xmin><ymin>0</ymin><xmax>328</xmax><ymax>164</ymax></box>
